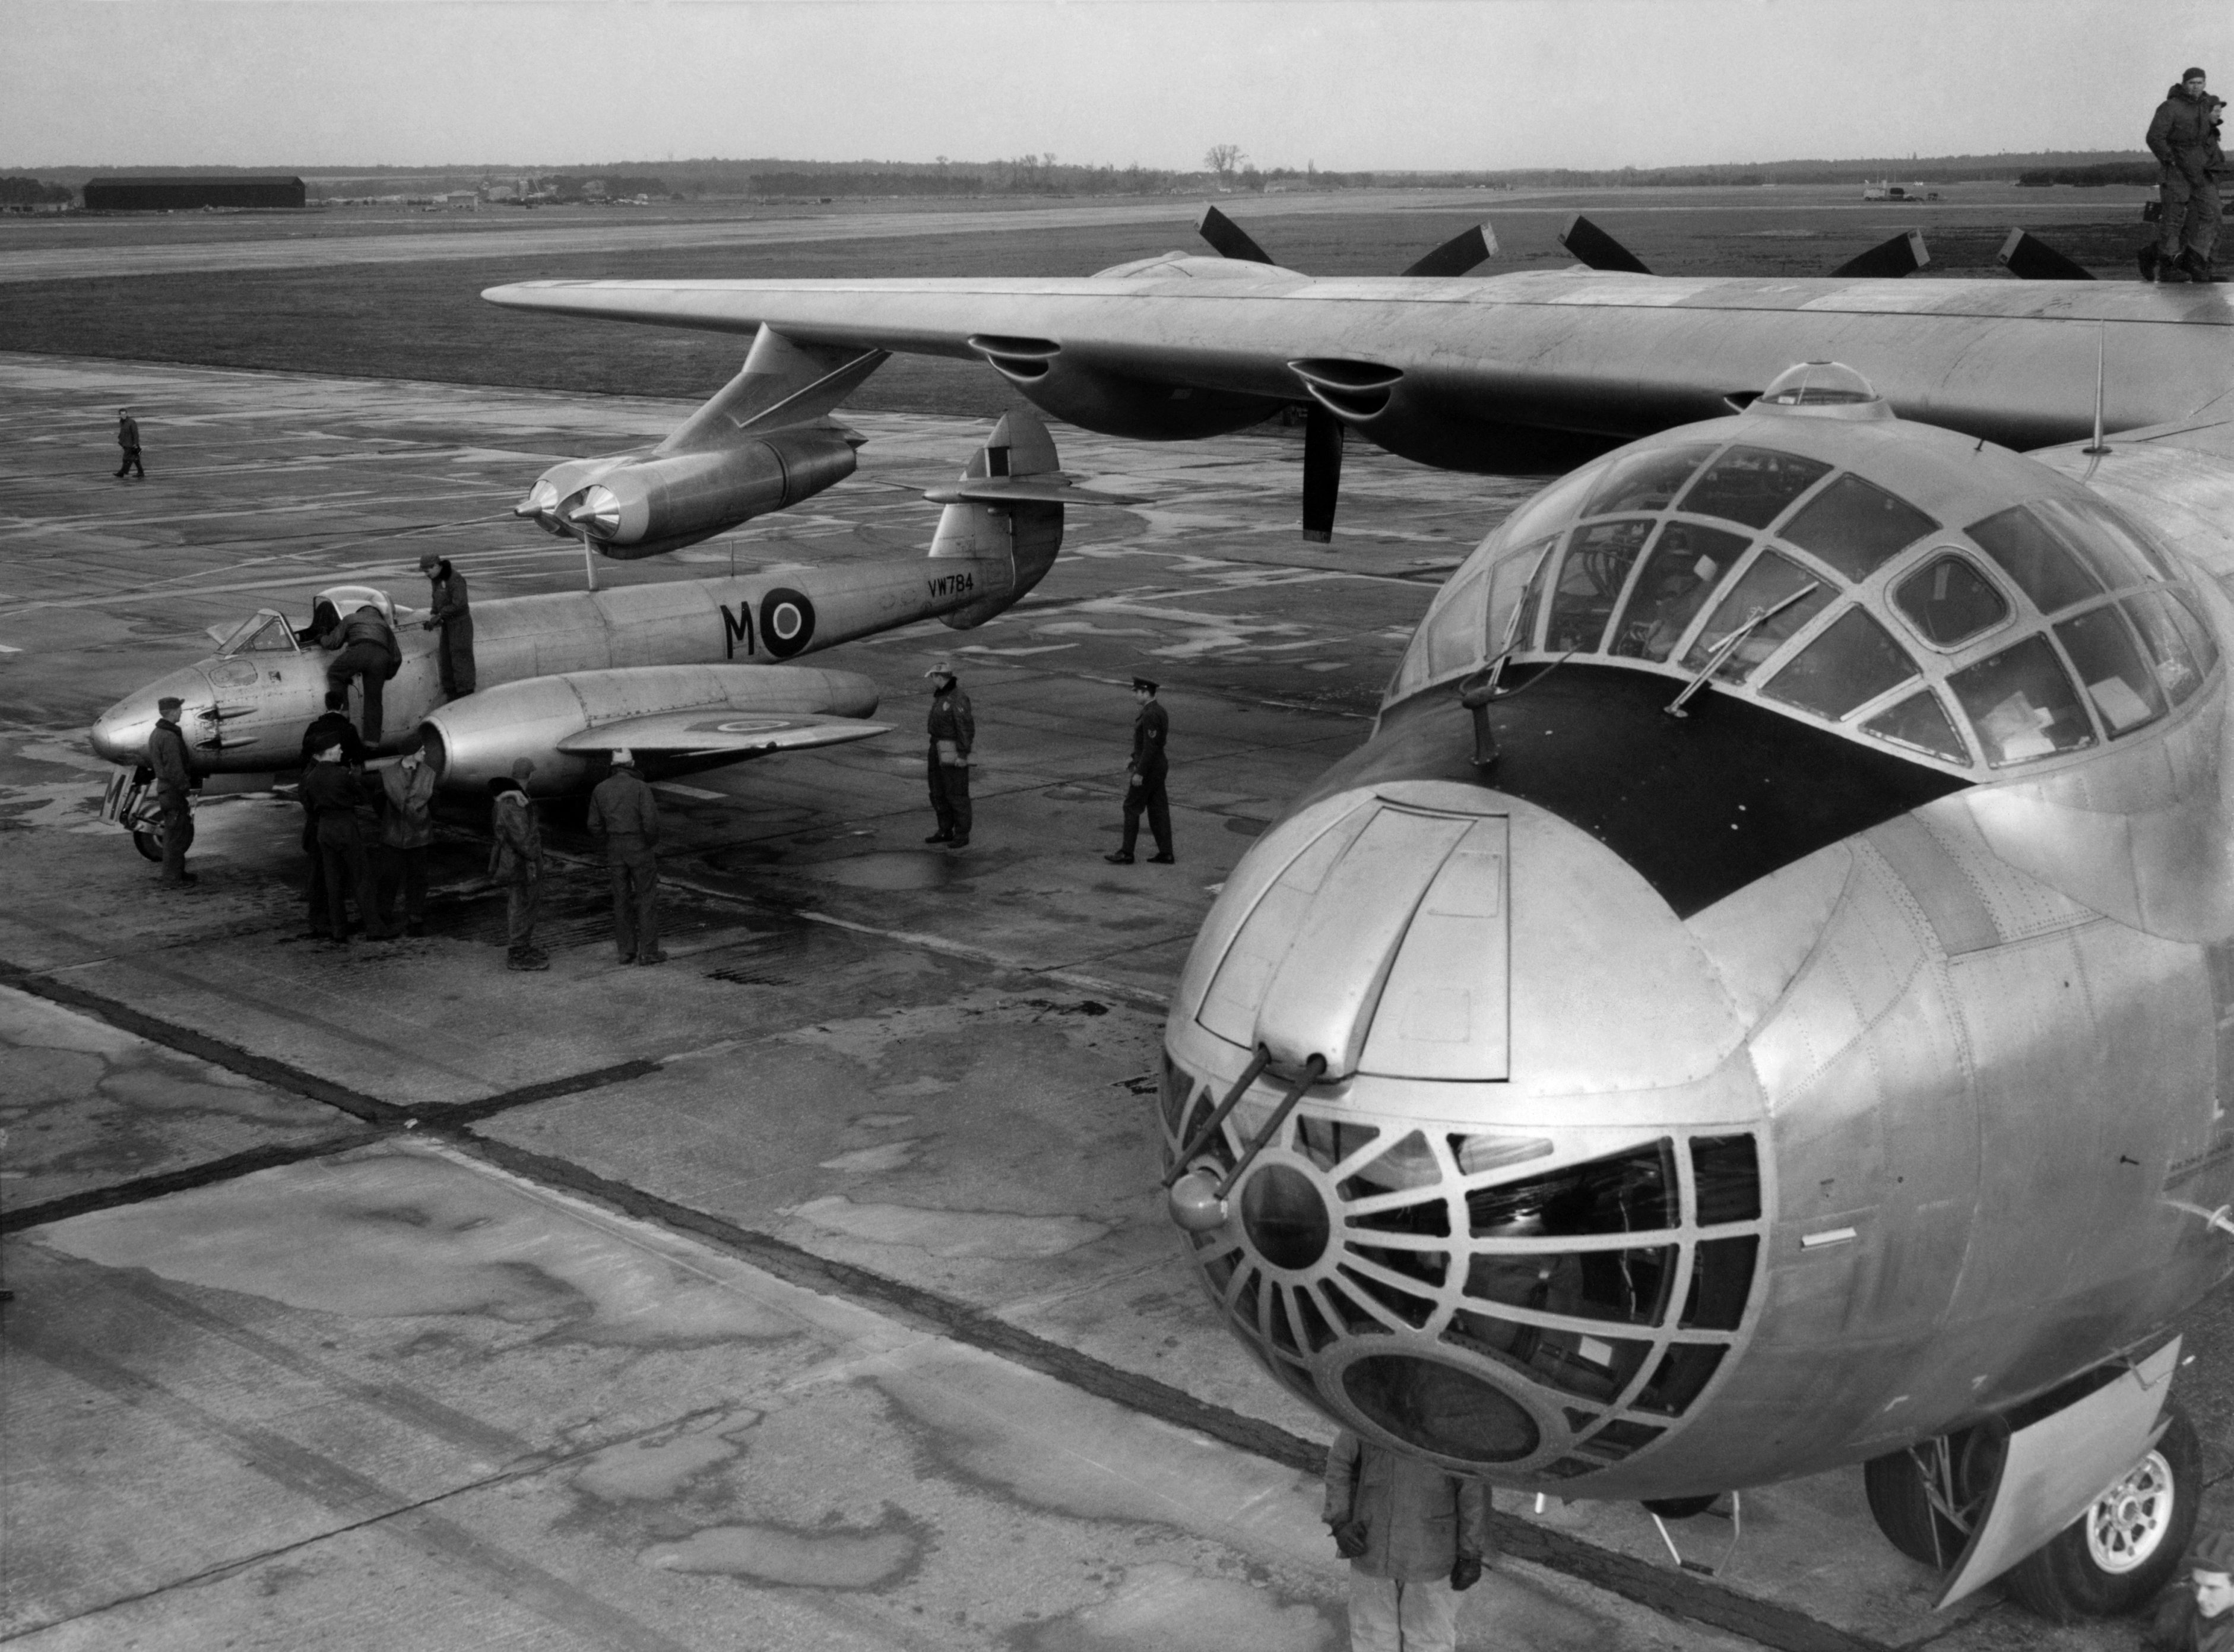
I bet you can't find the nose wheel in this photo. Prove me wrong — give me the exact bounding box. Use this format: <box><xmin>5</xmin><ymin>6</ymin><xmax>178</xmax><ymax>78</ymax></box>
<box><xmin>131</xmin><ymin>827</ymin><xmax>164</xmax><ymax>863</ymax></box>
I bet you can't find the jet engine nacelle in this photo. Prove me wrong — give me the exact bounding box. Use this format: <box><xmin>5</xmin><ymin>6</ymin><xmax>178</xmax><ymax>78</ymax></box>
<box><xmin>417</xmin><ymin>662</ymin><xmax>880</xmax><ymax>795</ymax></box>
<box><xmin>528</xmin><ymin>427</ymin><xmax>862</xmax><ymax>559</ymax></box>
<box><xmin>969</xmin><ymin>334</ymin><xmax>1285</xmax><ymax>442</ymax></box>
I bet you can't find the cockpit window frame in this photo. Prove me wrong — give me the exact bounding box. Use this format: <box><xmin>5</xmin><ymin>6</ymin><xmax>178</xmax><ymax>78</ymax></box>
<box><xmin>213</xmin><ymin>610</ymin><xmax>301</xmax><ymax>657</ymax></box>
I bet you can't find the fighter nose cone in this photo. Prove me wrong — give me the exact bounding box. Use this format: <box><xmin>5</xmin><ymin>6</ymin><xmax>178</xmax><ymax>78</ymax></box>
<box><xmin>91</xmin><ymin>668</ymin><xmax>211</xmax><ymax>766</ymax></box>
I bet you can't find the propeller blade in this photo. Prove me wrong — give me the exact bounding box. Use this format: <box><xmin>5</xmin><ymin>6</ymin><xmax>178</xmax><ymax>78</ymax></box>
<box><xmin>1997</xmin><ymin>229</ymin><xmax>2096</xmax><ymax>281</ymax></box>
<box><xmin>1558</xmin><ymin>214</ymin><xmax>1652</xmax><ymax>275</ymax></box>
<box><xmin>1302</xmin><ymin>403</ymin><xmax>1345</xmax><ymax>544</ymax></box>
<box><xmin>1197</xmin><ymin>204</ymin><xmax>1275</xmax><ymax>265</ymax></box>
<box><xmin>1400</xmin><ymin>223</ymin><xmax>1498</xmax><ymax>278</ymax></box>
<box><xmin>1831</xmin><ymin>230</ymin><xmax>1931</xmax><ymax>279</ymax></box>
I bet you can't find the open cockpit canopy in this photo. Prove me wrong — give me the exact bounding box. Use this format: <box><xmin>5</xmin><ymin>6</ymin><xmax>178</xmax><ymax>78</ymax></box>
<box><xmin>211</xmin><ymin>610</ymin><xmax>300</xmax><ymax>656</ymax></box>
<box><xmin>1387</xmin><ymin>366</ymin><xmax>2217</xmax><ymax>775</ymax></box>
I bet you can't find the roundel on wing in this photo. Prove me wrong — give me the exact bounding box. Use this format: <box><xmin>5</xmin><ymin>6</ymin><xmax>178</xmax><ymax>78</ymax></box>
<box><xmin>760</xmin><ymin>588</ymin><xmax>816</xmax><ymax>658</ymax></box>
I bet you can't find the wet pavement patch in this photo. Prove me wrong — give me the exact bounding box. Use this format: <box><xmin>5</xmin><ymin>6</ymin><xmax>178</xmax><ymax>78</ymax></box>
<box><xmin>796</xmin><ymin>851</ymin><xmax>963</xmax><ymax>892</ymax></box>
<box><xmin>642</xmin><ymin>1520</ymin><xmax>921</xmax><ymax>1587</ymax></box>
<box><xmin>417</xmin><ymin>872</ymin><xmax>747</xmax><ymax>953</ymax></box>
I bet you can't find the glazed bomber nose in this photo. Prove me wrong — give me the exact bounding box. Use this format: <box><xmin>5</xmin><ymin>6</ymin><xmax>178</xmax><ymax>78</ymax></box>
<box><xmin>1161</xmin><ymin>779</ymin><xmax>1770</xmax><ymax>1485</ymax></box>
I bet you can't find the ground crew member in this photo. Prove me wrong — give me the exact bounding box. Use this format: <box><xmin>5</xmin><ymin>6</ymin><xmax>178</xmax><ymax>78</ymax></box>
<box><xmin>489</xmin><ymin>764</ymin><xmax>547</xmax><ymax>970</ymax></box>
<box><xmin>2146</xmin><ymin>1527</ymin><xmax>2234</xmax><ymax>1650</ymax></box>
<box><xmin>1323</xmin><ymin>1428</ymin><xmax>1491</xmax><ymax>1652</ymax></box>
<box><xmin>419</xmin><ymin>553</ymin><xmax>476</xmax><ymax>697</ymax></box>
<box><xmin>378</xmin><ymin>746</ymin><xmax>438</xmax><ymax>937</ymax></box>
<box><xmin>300</xmin><ymin>737</ymin><xmax>385</xmax><ymax>940</ymax></box>
<box><xmin>114</xmin><ymin>408</ymin><xmax>144</xmax><ymax>480</ymax></box>
<box><xmin>298</xmin><ymin>692</ymin><xmax>369</xmax><ymax>936</ymax></box>
<box><xmin>924</xmin><ymin>657</ymin><xmax>974</xmax><ymax>849</ymax></box>
<box><xmin>587</xmin><ymin>749</ymin><xmax>664</xmax><ymax>965</ymax></box>
<box><xmin>1106</xmin><ymin>675</ymin><xmax>1173</xmax><ymax>865</ymax></box>
<box><xmin>2147</xmin><ymin>66</ymin><xmax>2224</xmax><ymax>283</ymax></box>
<box><xmin>146</xmin><ymin>695</ymin><xmax>196</xmax><ymax>886</ymax></box>
<box><xmin>319</xmin><ymin>603</ymin><xmax>400</xmax><ymax>744</ymax></box>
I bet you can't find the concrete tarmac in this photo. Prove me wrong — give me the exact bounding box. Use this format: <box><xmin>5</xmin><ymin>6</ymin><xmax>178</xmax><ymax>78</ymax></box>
<box><xmin>3</xmin><ymin>351</ymin><xmax>2227</xmax><ymax>1651</ymax></box>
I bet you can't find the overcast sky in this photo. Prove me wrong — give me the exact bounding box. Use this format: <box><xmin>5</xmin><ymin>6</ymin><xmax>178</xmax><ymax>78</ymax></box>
<box><xmin>7</xmin><ymin>1</ymin><xmax>2227</xmax><ymax>173</ymax></box>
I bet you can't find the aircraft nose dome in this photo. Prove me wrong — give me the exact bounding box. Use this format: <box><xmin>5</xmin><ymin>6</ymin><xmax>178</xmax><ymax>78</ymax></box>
<box><xmin>89</xmin><ymin>670</ymin><xmax>205</xmax><ymax>765</ymax></box>
<box><xmin>1162</xmin><ymin>780</ymin><xmax>1774</xmax><ymax>1488</ymax></box>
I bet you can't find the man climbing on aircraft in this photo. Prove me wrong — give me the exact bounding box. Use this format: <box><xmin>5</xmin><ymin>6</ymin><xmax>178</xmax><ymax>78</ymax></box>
<box><xmin>2146</xmin><ymin>66</ymin><xmax>2224</xmax><ymax>283</ymax></box>
<box><xmin>316</xmin><ymin>601</ymin><xmax>401</xmax><ymax>743</ymax></box>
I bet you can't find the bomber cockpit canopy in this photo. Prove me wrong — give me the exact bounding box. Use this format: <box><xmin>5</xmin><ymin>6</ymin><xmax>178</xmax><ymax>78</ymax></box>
<box><xmin>1386</xmin><ymin>369</ymin><xmax>2219</xmax><ymax>775</ymax></box>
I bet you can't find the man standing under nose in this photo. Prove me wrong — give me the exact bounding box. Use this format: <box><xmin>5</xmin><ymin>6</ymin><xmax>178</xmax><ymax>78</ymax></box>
<box><xmin>1323</xmin><ymin>1428</ymin><xmax>1491</xmax><ymax>1652</ymax></box>
<box><xmin>146</xmin><ymin>695</ymin><xmax>196</xmax><ymax>886</ymax></box>
<box><xmin>587</xmin><ymin>749</ymin><xmax>664</xmax><ymax>965</ymax></box>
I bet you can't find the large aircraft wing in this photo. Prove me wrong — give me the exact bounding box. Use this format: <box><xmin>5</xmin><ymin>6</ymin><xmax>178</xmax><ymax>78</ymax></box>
<box><xmin>554</xmin><ymin>711</ymin><xmax>891</xmax><ymax>756</ymax></box>
<box><xmin>484</xmin><ymin>271</ymin><xmax>2234</xmax><ymax>458</ymax></box>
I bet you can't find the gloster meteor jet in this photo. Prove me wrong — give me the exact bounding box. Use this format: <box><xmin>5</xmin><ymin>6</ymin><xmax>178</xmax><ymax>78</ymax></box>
<box><xmin>476</xmin><ymin>223</ymin><xmax>2234</xmax><ymax>1620</ymax></box>
<box><xmin>90</xmin><ymin>411</ymin><xmax>1113</xmax><ymax>853</ymax></box>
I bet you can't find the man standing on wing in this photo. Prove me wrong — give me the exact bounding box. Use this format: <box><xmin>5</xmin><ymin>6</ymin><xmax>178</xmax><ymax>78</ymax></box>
<box><xmin>2147</xmin><ymin>66</ymin><xmax>2225</xmax><ymax>283</ymax></box>
<box><xmin>419</xmin><ymin>552</ymin><xmax>476</xmax><ymax>699</ymax></box>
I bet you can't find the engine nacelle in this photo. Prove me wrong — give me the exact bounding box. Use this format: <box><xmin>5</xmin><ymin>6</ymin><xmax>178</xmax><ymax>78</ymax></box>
<box><xmin>525</xmin><ymin>427</ymin><xmax>861</xmax><ymax>560</ymax></box>
<box><xmin>969</xmin><ymin>334</ymin><xmax>1284</xmax><ymax>442</ymax></box>
<box><xmin>417</xmin><ymin>663</ymin><xmax>880</xmax><ymax>795</ymax></box>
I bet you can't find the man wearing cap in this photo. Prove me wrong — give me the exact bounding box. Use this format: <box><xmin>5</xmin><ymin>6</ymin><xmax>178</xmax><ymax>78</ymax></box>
<box><xmin>300</xmin><ymin>734</ymin><xmax>387</xmax><ymax>940</ymax></box>
<box><xmin>2147</xmin><ymin>1527</ymin><xmax>2234</xmax><ymax>1650</ymax></box>
<box><xmin>1106</xmin><ymin>676</ymin><xmax>1174</xmax><ymax>865</ymax></box>
<box><xmin>145</xmin><ymin>695</ymin><xmax>197</xmax><ymax>886</ymax></box>
<box><xmin>2147</xmin><ymin>66</ymin><xmax>2224</xmax><ymax>283</ymax></box>
<box><xmin>924</xmin><ymin>658</ymin><xmax>975</xmax><ymax>849</ymax></box>
<box><xmin>114</xmin><ymin>408</ymin><xmax>144</xmax><ymax>480</ymax></box>
<box><xmin>377</xmin><ymin>745</ymin><xmax>438</xmax><ymax>937</ymax></box>
<box><xmin>419</xmin><ymin>553</ymin><xmax>476</xmax><ymax>698</ymax></box>
<box><xmin>489</xmin><ymin>761</ymin><xmax>548</xmax><ymax>970</ymax></box>
<box><xmin>587</xmin><ymin>749</ymin><xmax>664</xmax><ymax>965</ymax></box>
<box><xmin>297</xmin><ymin>693</ymin><xmax>368</xmax><ymax>935</ymax></box>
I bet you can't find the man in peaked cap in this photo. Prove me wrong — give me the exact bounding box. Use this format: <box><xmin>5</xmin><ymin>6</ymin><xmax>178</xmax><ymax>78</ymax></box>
<box><xmin>419</xmin><ymin>551</ymin><xmax>476</xmax><ymax>697</ymax></box>
<box><xmin>2147</xmin><ymin>1526</ymin><xmax>2234</xmax><ymax>1650</ymax></box>
<box><xmin>146</xmin><ymin>694</ymin><xmax>196</xmax><ymax>885</ymax></box>
<box><xmin>1105</xmin><ymin>674</ymin><xmax>1173</xmax><ymax>865</ymax></box>
<box><xmin>924</xmin><ymin>656</ymin><xmax>974</xmax><ymax>849</ymax></box>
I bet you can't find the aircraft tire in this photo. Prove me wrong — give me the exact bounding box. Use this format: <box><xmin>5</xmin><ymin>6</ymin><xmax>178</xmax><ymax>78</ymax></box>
<box><xmin>2001</xmin><ymin>1403</ymin><xmax>2199</xmax><ymax>1622</ymax></box>
<box><xmin>1640</xmin><ymin>1496</ymin><xmax>1719</xmax><ymax>1520</ymax></box>
<box><xmin>131</xmin><ymin>827</ymin><xmax>164</xmax><ymax>863</ymax></box>
<box><xmin>1862</xmin><ymin>1434</ymin><xmax>1983</xmax><ymax>1570</ymax></box>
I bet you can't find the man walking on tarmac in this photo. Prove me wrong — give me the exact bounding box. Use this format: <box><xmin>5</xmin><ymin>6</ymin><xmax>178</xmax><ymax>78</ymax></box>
<box><xmin>923</xmin><ymin>658</ymin><xmax>974</xmax><ymax>849</ymax></box>
<box><xmin>2146</xmin><ymin>66</ymin><xmax>2225</xmax><ymax>283</ymax></box>
<box><xmin>146</xmin><ymin>695</ymin><xmax>196</xmax><ymax>886</ymax></box>
<box><xmin>419</xmin><ymin>552</ymin><xmax>476</xmax><ymax>699</ymax></box>
<box><xmin>115</xmin><ymin>408</ymin><xmax>145</xmax><ymax>479</ymax></box>
<box><xmin>587</xmin><ymin>749</ymin><xmax>664</xmax><ymax>965</ymax></box>
<box><xmin>1105</xmin><ymin>676</ymin><xmax>1174</xmax><ymax>865</ymax></box>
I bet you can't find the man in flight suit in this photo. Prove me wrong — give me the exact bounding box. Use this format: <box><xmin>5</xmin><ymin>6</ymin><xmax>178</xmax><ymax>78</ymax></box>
<box><xmin>2147</xmin><ymin>66</ymin><xmax>2225</xmax><ymax>283</ymax></box>
<box><xmin>319</xmin><ymin>603</ymin><xmax>400</xmax><ymax>744</ymax></box>
<box><xmin>378</xmin><ymin>746</ymin><xmax>438</xmax><ymax>937</ymax></box>
<box><xmin>1105</xmin><ymin>676</ymin><xmax>1173</xmax><ymax>865</ymax></box>
<box><xmin>924</xmin><ymin>658</ymin><xmax>974</xmax><ymax>849</ymax></box>
<box><xmin>115</xmin><ymin>408</ymin><xmax>144</xmax><ymax>479</ymax></box>
<box><xmin>146</xmin><ymin>695</ymin><xmax>196</xmax><ymax>886</ymax></box>
<box><xmin>587</xmin><ymin>749</ymin><xmax>664</xmax><ymax>965</ymax></box>
<box><xmin>489</xmin><ymin>764</ymin><xmax>547</xmax><ymax>971</ymax></box>
<box><xmin>419</xmin><ymin>553</ymin><xmax>476</xmax><ymax>698</ymax></box>
<box><xmin>1323</xmin><ymin>1428</ymin><xmax>1491</xmax><ymax>1652</ymax></box>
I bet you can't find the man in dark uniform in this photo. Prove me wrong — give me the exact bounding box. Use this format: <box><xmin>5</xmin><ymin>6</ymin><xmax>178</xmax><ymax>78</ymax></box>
<box><xmin>924</xmin><ymin>657</ymin><xmax>974</xmax><ymax>849</ymax></box>
<box><xmin>318</xmin><ymin>603</ymin><xmax>400</xmax><ymax>744</ymax></box>
<box><xmin>146</xmin><ymin>695</ymin><xmax>196</xmax><ymax>886</ymax></box>
<box><xmin>489</xmin><ymin>762</ymin><xmax>547</xmax><ymax>971</ymax></box>
<box><xmin>298</xmin><ymin>693</ymin><xmax>369</xmax><ymax>936</ymax></box>
<box><xmin>300</xmin><ymin>735</ymin><xmax>386</xmax><ymax>941</ymax></box>
<box><xmin>1107</xmin><ymin>676</ymin><xmax>1174</xmax><ymax>865</ymax></box>
<box><xmin>2147</xmin><ymin>67</ymin><xmax>2225</xmax><ymax>283</ymax></box>
<box><xmin>115</xmin><ymin>408</ymin><xmax>144</xmax><ymax>479</ymax></box>
<box><xmin>587</xmin><ymin>748</ymin><xmax>664</xmax><ymax>965</ymax></box>
<box><xmin>419</xmin><ymin>552</ymin><xmax>476</xmax><ymax>698</ymax></box>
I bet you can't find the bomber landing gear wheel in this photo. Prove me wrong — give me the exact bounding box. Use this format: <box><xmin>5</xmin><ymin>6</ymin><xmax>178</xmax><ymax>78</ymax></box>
<box><xmin>2002</xmin><ymin>1404</ymin><xmax>2199</xmax><ymax>1622</ymax></box>
<box><xmin>1642</xmin><ymin>1495</ymin><xmax>1719</xmax><ymax>1520</ymax></box>
<box><xmin>1864</xmin><ymin>1427</ymin><xmax>1995</xmax><ymax>1571</ymax></box>
<box><xmin>131</xmin><ymin>827</ymin><xmax>164</xmax><ymax>863</ymax></box>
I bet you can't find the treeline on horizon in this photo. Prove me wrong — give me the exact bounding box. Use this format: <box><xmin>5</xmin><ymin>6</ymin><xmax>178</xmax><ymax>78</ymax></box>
<box><xmin>8</xmin><ymin>148</ymin><xmax>2158</xmax><ymax>201</ymax></box>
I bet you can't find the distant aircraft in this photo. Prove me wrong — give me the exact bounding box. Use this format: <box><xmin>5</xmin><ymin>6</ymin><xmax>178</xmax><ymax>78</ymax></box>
<box><xmin>90</xmin><ymin>411</ymin><xmax>1117</xmax><ymax>854</ymax></box>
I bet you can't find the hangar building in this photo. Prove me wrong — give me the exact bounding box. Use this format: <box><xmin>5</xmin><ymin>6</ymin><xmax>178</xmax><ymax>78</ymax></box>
<box><xmin>83</xmin><ymin>175</ymin><xmax>307</xmax><ymax>211</ymax></box>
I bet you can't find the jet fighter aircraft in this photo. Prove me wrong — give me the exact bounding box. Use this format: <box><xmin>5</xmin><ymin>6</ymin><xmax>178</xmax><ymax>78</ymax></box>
<box><xmin>90</xmin><ymin>411</ymin><xmax>1114</xmax><ymax>854</ymax></box>
<box><xmin>1158</xmin><ymin>362</ymin><xmax>2234</xmax><ymax>1622</ymax></box>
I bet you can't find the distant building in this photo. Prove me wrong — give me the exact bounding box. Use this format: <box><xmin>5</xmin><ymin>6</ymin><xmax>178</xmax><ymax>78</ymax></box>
<box><xmin>1860</xmin><ymin>179</ymin><xmax>1941</xmax><ymax>202</ymax></box>
<box><xmin>84</xmin><ymin>176</ymin><xmax>306</xmax><ymax>211</ymax></box>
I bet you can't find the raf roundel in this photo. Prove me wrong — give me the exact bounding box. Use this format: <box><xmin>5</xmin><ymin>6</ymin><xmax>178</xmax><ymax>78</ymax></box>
<box><xmin>758</xmin><ymin>588</ymin><xmax>817</xmax><ymax>658</ymax></box>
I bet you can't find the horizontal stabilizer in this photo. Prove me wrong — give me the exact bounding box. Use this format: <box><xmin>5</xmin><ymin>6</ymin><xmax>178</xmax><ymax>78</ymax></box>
<box><xmin>923</xmin><ymin>476</ymin><xmax>1142</xmax><ymax>506</ymax></box>
<box><xmin>1400</xmin><ymin>224</ymin><xmax>1497</xmax><ymax>279</ymax></box>
<box><xmin>1832</xmin><ymin>230</ymin><xmax>1930</xmax><ymax>279</ymax></box>
<box><xmin>1998</xmin><ymin>229</ymin><xmax>2096</xmax><ymax>282</ymax></box>
<box><xmin>1558</xmin><ymin>214</ymin><xmax>1652</xmax><ymax>275</ymax></box>
<box><xmin>556</xmin><ymin>711</ymin><xmax>890</xmax><ymax>756</ymax></box>
<box><xmin>1198</xmin><ymin>204</ymin><xmax>1276</xmax><ymax>265</ymax></box>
